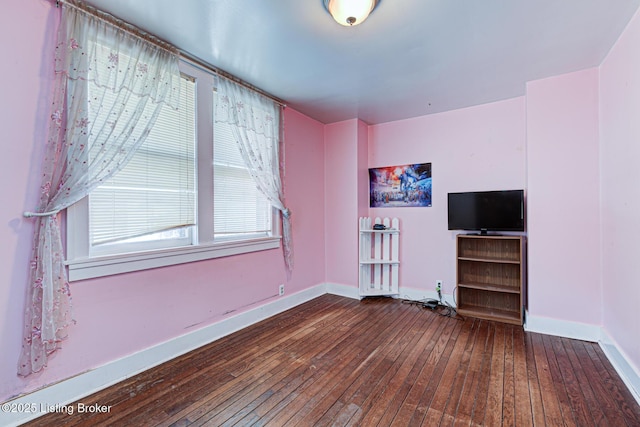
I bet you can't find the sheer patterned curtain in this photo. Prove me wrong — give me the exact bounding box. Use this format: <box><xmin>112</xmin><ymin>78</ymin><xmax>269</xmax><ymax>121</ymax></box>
<box><xmin>215</xmin><ymin>77</ymin><xmax>293</xmax><ymax>272</ymax></box>
<box><xmin>19</xmin><ymin>0</ymin><xmax>181</xmax><ymax>376</ymax></box>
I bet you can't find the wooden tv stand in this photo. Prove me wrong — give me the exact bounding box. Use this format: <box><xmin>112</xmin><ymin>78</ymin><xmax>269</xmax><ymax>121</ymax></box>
<box><xmin>455</xmin><ymin>234</ymin><xmax>525</xmax><ymax>325</ymax></box>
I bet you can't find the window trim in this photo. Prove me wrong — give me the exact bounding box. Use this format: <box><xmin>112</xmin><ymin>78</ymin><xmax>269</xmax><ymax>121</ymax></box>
<box><xmin>65</xmin><ymin>235</ymin><xmax>281</xmax><ymax>281</ymax></box>
<box><xmin>65</xmin><ymin>60</ymin><xmax>281</xmax><ymax>281</ymax></box>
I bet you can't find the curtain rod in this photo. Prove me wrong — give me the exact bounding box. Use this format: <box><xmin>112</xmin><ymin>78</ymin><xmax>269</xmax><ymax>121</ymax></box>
<box><xmin>54</xmin><ymin>0</ymin><xmax>286</xmax><ymax>108</ymax></box>
<box><xmin>179</xmin><ymin>51</ymin><xmax>286</xmax><ymax>108</ymax></box>
<box><xmin>55</xmin><ymin>0</ymin><xmax>177</xmax><ymax>55</ymax></box>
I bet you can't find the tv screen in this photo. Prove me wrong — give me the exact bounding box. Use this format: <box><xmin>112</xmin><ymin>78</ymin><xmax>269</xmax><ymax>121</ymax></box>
<box><xmin>447</xmin><ymin>190</ymin><xmax>525</xmax><ymax>233</ymax></box>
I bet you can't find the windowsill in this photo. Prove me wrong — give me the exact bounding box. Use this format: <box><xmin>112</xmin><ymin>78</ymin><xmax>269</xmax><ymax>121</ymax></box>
<box><xmin>66</xmin><ymin>236</ymin><xmax>281</xmax><ymax>281</ymax></box>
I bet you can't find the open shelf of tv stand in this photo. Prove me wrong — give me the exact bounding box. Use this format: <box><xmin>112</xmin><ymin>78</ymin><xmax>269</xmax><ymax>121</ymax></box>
<box><xmin>458</xmin><ymin>281</ymin><xmax>520</xmax><ymax>294</ymax></box>
<box><xmin>456</xmin><ymin>304</ymin><xmax>522</xmax><ymax>325</ymax></box>
<box><xmin>456</xmin><ymin>234</ymin><xmax>525</xmax><ymax>326</ymax></box>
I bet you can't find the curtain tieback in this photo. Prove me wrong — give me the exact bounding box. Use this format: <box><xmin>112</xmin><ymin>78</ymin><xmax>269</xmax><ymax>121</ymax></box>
<box><xmin>282</xmin><ymin>208</ymin><xmax>291</xmax><ymax>219</ymax></box>
<box><xmin>23</xmin><ymin>209</ymin><xmax>60</xmax><ymax>218</ymax></box>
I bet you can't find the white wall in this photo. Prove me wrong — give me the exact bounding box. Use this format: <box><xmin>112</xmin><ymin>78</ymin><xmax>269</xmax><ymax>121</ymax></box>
<box><xmin>525</xmin><ymin>68</ymin><xmax>602</xmax><ymax>327</ymax></box>
<box><xmin>600</xmin><ymin>5</ymin><xmax>640</xmax><ymax>381</ymax></box>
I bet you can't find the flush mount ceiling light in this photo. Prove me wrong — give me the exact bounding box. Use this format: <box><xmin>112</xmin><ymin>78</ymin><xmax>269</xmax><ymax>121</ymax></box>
<box><xmin>323</xmin><ymin>0</ymin><xmax>380</xmax><ymax>26</ymax></box>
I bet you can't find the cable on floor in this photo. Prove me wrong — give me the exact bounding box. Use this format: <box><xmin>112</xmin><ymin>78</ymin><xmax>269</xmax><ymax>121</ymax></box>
<box><xmin>401</xmin><ymin>296</ymin><xmax>465</xmax><ymax>321</ymax></box>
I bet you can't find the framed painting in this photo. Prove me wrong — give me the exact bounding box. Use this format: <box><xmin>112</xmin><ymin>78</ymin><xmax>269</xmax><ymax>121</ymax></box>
<box><xmin>369</xmin><ymin>163</ymin><xmax>432</xmax><ymax>207</ymax></box>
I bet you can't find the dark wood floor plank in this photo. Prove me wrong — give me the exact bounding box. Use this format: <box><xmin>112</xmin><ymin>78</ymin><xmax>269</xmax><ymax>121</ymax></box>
<box><xmin>560</xmin><ymin>338</ymin><xmax>607</xmax><ymax>426</ymax></box>
<box><xmin>469</xmin><ymin>322</ymin><xmax>496</xmax><ymax>426</ymax></box>
<box><xmin>191</xmin><ymin>298</ymin><xmax>379</xmax><ymax>426</ymax></box>
<box><xmin>367</xmin><ymin>315</ymin><xmax>459</xmax><ymax>426</ymax></box>
<box><xmin>524</xmin><ymin>332</ymin><xmax>546</xmax><ymax>426</ymax></box>
<box><xmin>570</xmin><ymin>339</ymin><xmax>629</xmax><ymax>427</ymax></box>
<box><xmin>98</xmin><ymin>298</ymin><xmax>350</xmax><ymax>423</ymax></box>
<box><xmin>549</xmin><ymin>335</ymin><xmax>594</xmax><ymax>427</ymax></box>
<box><xmin>439</xmin><ymin>318</ymin><xmax>481</xmax><ymax>426</ymax></box>
<box><xmin>584</xmin><ymin>340</ymin><xmax>640</xmax><ymax>425</ymax></box>
<box><xmin>250</xmin><ymin>300</ymin><xmax>404</xmax><ymax>425</ymax></box>
<box><xmin>530</xmin><ymin>332</ymin><xmax>565</xmax><ymax>426</ymax></box>
<box><xmin>451</xmin><ymin>319</ymin><xmax>490</xmax><ymax>427</ymax></box>
<box><xmin>483</xmin><ymin>322</ymin><xmax>506</xmax><ymax>426</ymax></box>
<box><xmin>211</xmin><ymin>304</ymin><xmax>376</xmax><ymax>422</ymax></box>
<box><xmin>187</xmin><ymin>300</ymin><xmax>363</xmax><ymax>424</ymax></box>
<box><xmin>344</xmin><ymin>307</ymin><xmax>446</xmax><ymax>427</ymax></box>
<box><xmin>594</xmin><ymin>342</ymin><xmax>640</xmax><ymax>422</ymax></box>
<box><xmin>329</xmin><ymin>305</ymin><xmax>434</xmax><ymax>426</ymax></box>
<box><xmin>23</xmin><ymin>295</ymin><xmax>640</xmax><ymax>427</ymax></box>
<box><xmin>278</xmin><ymin>300</ymin><xmax>416</xmax><ymax>426</ymax></box>
<box><xmin>344</xmin><ymin>310</ymin><xmax>450</xmax><ymax>425</ymax></box>
<box><xmin>512</xmin><ymin>325</ymin><xmax>534</xmax><ymax>427</ymax></box>
<box><xmin>542</xmin><ymin>334</ymin><xmax>578</xmax><ymax>427</ymax></box>
<box><xmin>415</xmin><ymin>318</ymin><xmax>477</xmax><ymax>426</ymax></box>
<box><xmin>311</xmin><ymin>306</ymin><xmax>425</xmax><ymax>426</ymax></box>
<box><xmin>377</xmin><ymin>312</ymin><xmax>460</xmax><ymax>425</ymax></box>
<box><xmin>409</xmin><ymin>322</ymin><xmax>467</xmax><ymax>426</ymax></box>
<box><xmin>501</xmin><ymin>325</ymin><xmax>516</xmax><ymax>427</ymax></box>
<box><xmin>130</xmin><ymin>298</ymin><xmax>358</xmax><ymax>426</ymax></box>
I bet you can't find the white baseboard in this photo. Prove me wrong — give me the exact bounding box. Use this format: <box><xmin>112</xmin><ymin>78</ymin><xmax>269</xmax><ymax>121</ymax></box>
<box><xmin>324</xmin><ymin>282</ymin><xmax>457</xmax><ymax>307</ymax></box>
<box><xmin>1</xmin><ymin>284</ymin><xmax>326</xmax><ymax>427</ymax></box>
<box><xmin>325</xmin><ymin>282</ymin><xmax>359</xmax><ymax>299</ymax></box>
<box><xmin>599</xmin><ymin>330</ymin><xmax>640</xmax><ymax>406</ymax></box>
<box><xmin>525</xmin><ymin>312</ymin><xmax>640</xmax><ymax>406</ymax></box>
<box><xmin>524</xmin><ymin>312</ymin><xmax>602</xmax><ymax>342</ymax></box>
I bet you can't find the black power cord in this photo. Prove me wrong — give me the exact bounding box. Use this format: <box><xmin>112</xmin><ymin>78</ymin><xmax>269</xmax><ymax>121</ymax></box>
<box><xmin>401</xmin><ymin>296</ymin><xmax>464</xmax><ymax>321</ymax></box>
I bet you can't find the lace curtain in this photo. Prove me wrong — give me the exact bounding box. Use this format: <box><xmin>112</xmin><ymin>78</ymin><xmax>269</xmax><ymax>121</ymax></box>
<box><xmin>19</xmin><ymin>1</ymin><xmax>181</xmax><ymax>376</ymax></box>
<box><xmin>215</xmin><ymin>77</ymin><xmax>293</xmax><ymax>272</ymax></box>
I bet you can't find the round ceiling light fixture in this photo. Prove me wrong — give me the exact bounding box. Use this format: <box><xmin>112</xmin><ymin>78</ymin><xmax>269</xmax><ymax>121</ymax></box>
<box><xmin>323</xmin><ymin>0</ymin><xmax>380</xmax><ymax>27</ymax></box>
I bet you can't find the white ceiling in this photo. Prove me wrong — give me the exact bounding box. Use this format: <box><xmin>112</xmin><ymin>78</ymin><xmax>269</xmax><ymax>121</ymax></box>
<box><xmin>84</xmin><ymin>0</ymin><xmax>640</xmax><ymax>125</ymax></box>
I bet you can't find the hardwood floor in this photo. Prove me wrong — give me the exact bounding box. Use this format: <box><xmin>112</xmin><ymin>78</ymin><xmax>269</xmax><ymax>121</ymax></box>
<box><xmin>25</xmin><ymin>294</ymin><xmax>640</xmax><ymax>426</ymax></box>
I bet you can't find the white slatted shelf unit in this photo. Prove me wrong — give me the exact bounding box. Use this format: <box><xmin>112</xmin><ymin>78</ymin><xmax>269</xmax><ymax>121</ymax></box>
<box><xmin>359</xmin><ymin>217</ymin><xmax>400</xmax><ymax>298</ymax></box>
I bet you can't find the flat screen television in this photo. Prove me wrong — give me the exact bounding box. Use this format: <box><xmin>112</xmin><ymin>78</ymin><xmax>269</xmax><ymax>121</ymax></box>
<box><xmin>447</xmin><ymin>190</ymin><xmax>525</xmax><ymax>233</ymax></box>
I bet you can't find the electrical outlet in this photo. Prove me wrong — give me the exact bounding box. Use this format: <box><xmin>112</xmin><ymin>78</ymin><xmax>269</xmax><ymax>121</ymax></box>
<box><xmin>279</xmin><ymin>284</ymin><xmax>285</xmax><ymax>296</ymax></box>
<box><xmin>436</xmin><ymin>280</ymin><xmax>443</xmax><ymax>290</ymax></box>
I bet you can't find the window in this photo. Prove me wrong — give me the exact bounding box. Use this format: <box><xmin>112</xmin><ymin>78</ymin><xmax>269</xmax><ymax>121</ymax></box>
<box><xmin>88</xmin><ymin>74</ymin><xmax>197</xmax><ymax>255</ymax></box>
<box><xmin>213</xmin><ymin>103</ymin><xmax>272</xmax><ymax>241</ymax></box>
<box><xmin>67</xmin><ymin>61</ymin><xmax>280</xmax><ymax>281</ymax></box>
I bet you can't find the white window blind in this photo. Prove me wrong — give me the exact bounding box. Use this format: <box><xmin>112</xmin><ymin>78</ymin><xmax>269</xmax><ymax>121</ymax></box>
<box><xmin>213</xmin><ymin>95</ymin><xmax>271</xmax><ymax>240</ymax></box>
<box><xmin>67</xmin><ymin>61</ymin><xmax>283</xmax><ymax>281</ymax></box>
<box><xmin>89</xmin><ymin>76</ymin><xmax>196</xmax><ymax>248</ymax></box>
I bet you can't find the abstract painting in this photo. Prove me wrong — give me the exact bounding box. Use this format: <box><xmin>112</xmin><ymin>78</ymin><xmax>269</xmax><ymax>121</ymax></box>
<box><xmin>369</xmin><ymin>163</ymin><xmax>432</xmax><ymax>208</ymax></box>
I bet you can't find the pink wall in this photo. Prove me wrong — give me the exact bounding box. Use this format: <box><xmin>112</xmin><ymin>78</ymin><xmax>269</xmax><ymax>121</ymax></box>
<box><xmin>324</xmin><ymin>119</ymin><xmax>368</xmax><ymax>287</ymax></box>
<box><xmin>525</xmin><ymin>69</ymin><xmax>602</xmax><ymax>325</ymax></box>
<box><xmin>1</xmin><ymin>0</ymin><xmax>55</xmax><ymax>401</ymax></box>
<box><xmin>357</xmin><ymin>120</ymin><xmax>370</xmax><ymax>216</ymax></box>
<box><xmin>368</xmin><ymin>98</ymin><xmax>526</xmax><ymax>296</ymax></box>
<box><xmin>0</xmin><ymin>0</ymin><xmax>326</xmax><ymax>402</ymax></box>
<box><xmin>283</xmin><ymin>108</ymin><xmax>327</xmax><ymax>286</ymax></box>
<box><xmin>600</xmin><ymin>7</ymin><xmax>640</xmax><ymax>370</ymax></box>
